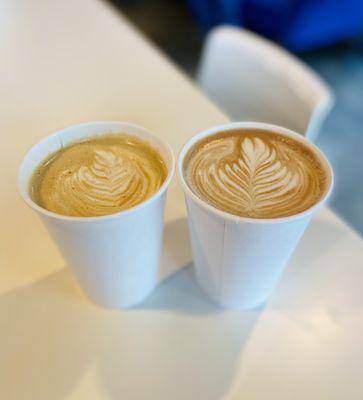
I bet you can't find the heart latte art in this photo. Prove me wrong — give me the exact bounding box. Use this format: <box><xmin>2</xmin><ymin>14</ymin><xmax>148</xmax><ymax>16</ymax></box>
<box><xmin>183</xmin><ymin>130</ymin><xmax>327</xmax><ymax>219</ymax></box>
<box><xmin>31</xmin><ymin>135</ymin><xmax>167</xmax><ymax>217</ymax></box>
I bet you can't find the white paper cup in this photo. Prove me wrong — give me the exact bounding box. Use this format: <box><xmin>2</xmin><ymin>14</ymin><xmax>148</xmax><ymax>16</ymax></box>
<box><xmin>18</xmin><ymin>121</ymin><xmax>175</xmax><ymax>309</ymax></box>
<box><xmin>178</xmin><ymin>122</ymin><xmax>334</xmax><ymax>309</ymax></box>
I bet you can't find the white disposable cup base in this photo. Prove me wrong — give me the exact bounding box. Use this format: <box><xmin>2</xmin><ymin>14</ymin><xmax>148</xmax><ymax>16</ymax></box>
<box><xmin>178</xmin><ymin>122</ymin><xmax>334</xmax><ymax>310</ymax></box>
<box><xmin>19</xmin><ymin>121</ymin><xmax>175</xmax><ymax>309</ymax></box>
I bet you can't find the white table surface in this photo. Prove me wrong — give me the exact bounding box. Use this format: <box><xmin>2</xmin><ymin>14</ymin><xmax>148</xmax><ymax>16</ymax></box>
<box><xmin>1</xmin><ymin>1</ymin><xmax>362</xmax><ymax>399</ymax></box>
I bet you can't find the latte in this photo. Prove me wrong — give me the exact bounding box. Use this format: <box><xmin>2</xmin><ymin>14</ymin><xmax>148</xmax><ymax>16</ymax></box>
<box><xmin>30</xmin><ymin>134</ymin><xmax>167</xmax><ymax>217</ymax></box>
<box><xmin>183</xmin><ymin>129</ymin><xmax>327</xmax><ymax>219</ymax></box>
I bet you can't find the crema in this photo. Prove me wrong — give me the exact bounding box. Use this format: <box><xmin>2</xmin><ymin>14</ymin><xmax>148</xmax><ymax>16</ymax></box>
<box><xmin>30</xmin><ymin>134</ymin><xmax>167</xmax><ymax>217</ymax></box>
<box><xmin>183</xmin><ymin>129</ymin><xmax>327</xmax><ymax>219</ymax></box>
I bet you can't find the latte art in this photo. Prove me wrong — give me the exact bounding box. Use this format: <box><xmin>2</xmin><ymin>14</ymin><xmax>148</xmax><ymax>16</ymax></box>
<box><xmin>184</xmin><ymin>130</ymin><xmax>327</xmax><ymax>218</ymax></box>
<box><xmin>31</xmin><ymin>135</ymin><xmax>167</xmax><ymax>217</ymax></box>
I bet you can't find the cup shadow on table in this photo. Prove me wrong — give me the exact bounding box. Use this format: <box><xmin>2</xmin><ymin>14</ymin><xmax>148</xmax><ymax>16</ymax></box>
<box><xmin>0</xmin><ymin>217</ymin><xmax>261</xmax><ymax>400</ymax></box>
<box><xmin>159</xmin><ymin>217</ymin><xmax>192</xmax><ymax>280</ymax></box>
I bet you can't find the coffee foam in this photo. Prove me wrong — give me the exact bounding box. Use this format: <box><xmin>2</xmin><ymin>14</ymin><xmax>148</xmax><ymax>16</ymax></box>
<box><xmin>183</xmin><ymin>129</ymin><xmax>327</xmax><ymax>219</ymax></box>
<box><xmin>31</xmin><ymin>135</ymin><xmax>167</xmax><ymax>217</ymax></box>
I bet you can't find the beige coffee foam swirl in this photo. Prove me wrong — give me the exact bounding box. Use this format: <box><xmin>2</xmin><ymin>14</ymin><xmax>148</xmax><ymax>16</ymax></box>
<box><xmin>31</xmin><ymin>135</ymin><xmax>167</xmax><ymax>217</ymax></box>
<box><xmin>184</xmin><ymin>130</ymin><xmax>327</xmax><ymax>219</ymax></box>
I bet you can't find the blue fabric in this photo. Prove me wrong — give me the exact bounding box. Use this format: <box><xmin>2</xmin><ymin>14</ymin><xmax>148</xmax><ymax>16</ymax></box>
<box><xmin>186</xmin><ymin>0</ymin><xmax>363</xmax><ymax>51</ymax></box>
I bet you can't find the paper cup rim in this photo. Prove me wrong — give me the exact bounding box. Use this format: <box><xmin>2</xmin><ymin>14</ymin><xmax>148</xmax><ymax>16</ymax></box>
<box><xmin>178</xmin><ymin>121</ymin><xmax>334</xmax><ymax>224</ymax></box>
<box><xmin>18</xmin><ymin>121</ymin><xmax>175</xmax><ymax>223</ymax></box>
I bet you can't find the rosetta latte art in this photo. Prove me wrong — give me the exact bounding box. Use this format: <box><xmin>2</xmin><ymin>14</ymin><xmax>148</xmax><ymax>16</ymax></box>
<box><xmin>32</xmin><ymin>135</ymin><xmax>167</xmax><ymax>217</ymax></box>
<box><xmin>52</xmin><ymin>149</ymin><xmax>162</xmax><ymax>216</ymax></box>
<box><xmin>184</xmin><ymin>131</ymin><xmax>326</xmax><ymax>218</ymax></box>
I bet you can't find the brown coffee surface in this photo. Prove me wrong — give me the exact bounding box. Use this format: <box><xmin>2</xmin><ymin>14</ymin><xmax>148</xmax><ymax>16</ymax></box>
<box><xmin>183</xmin><ymin>129</ymin><xmax>328</xmax><ymax>219</ymax></box>
<box><xmin>30</xmin><ymin>134</ymin><xmax>167</xmax><ymax>217</ymax></box>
